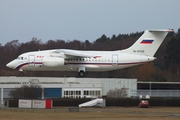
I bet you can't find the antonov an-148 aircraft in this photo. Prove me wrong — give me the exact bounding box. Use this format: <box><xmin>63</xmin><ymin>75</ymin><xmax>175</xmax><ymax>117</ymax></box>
<box><xmin>6</xmin><ymin>29</ymin><xmax>173</xmax><ymax>77</ymax></box>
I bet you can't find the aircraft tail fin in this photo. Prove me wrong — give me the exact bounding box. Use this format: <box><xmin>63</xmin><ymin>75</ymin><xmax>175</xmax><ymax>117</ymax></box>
<box><xmin>121</xmin><ymin>29</ymin><xmax>173</xmax><ymax>56</ymax></box>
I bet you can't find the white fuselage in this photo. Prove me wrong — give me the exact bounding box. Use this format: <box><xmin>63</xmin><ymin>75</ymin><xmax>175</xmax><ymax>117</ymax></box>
<box><xmin>6</xmin><ymin>29</ymin><xmax>172</xmax><ymax>77</ymax></box>
<box><xmin>7</xmin><ymin>49</ymin><xmax>155</xmax><ymax>72</ymax></box>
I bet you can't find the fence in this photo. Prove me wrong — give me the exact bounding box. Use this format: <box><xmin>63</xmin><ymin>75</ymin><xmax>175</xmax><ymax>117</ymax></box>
<box><xmin>130</xmin><ymin>90</ymin><xmax>180</xmax><ymax>98</ymax></box>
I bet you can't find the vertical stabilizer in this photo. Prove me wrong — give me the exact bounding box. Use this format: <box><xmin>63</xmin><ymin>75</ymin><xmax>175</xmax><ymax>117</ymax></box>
<box><xmin>121</xmin><ymin>30</ymin><xmax>173</xmax><ymax>56</ymax></box>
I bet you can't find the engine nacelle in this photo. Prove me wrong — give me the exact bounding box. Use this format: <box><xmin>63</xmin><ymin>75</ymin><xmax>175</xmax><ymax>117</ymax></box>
<box><xmin>42</xmin><ymin>57</ymin><xmax>64</xmax><ymax>67</ymax></box>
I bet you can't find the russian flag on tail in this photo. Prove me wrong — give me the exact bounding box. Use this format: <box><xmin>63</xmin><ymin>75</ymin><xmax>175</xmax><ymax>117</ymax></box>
<box><xmin>140</xmin><ymin>39</ymin><xmax>154</xmax><ymax>44</ymax></box>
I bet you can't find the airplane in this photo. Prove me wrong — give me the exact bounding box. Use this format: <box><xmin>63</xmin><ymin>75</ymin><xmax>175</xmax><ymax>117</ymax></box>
<box><xmin>6</xmin><ymin>29</ymin><xmax>173</xmax><ymax>77</ymax></box>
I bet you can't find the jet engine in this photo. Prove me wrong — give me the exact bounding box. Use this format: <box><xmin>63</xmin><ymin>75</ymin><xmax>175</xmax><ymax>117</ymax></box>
<box><xmin>42</xmin><ymin>57</ymin><xmax>64</xmax><ymax>67</ymax></box>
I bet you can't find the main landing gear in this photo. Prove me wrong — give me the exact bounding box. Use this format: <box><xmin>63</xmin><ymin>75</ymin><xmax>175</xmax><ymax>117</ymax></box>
<box><xmin>78</xmin><ymin>66</ymin><xmax>85</xmax><ymax>77</ymax></box>
<box><xmin>79</xmin><ymin>70</ymin><xmax>85</xmax><ymax>77</ymax></box>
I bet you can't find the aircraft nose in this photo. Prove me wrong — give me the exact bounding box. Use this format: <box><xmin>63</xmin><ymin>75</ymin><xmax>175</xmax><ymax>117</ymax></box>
<box><xmin>6</xmin><ymin>61</ymin><xmax>16</xmax><ymax>69</ymax></box>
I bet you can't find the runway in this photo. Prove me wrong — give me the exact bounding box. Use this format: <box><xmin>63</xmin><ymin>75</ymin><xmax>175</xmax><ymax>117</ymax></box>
<box><xmin>1</xmin><ymin>107</ymin><xmax>180</xmax><ymax>120</ymax></box>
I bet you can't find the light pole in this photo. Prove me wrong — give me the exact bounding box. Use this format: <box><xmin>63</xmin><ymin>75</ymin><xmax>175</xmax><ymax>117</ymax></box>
<box><xmin>149</xmin><ymin>81</ymin><xmax>151</xmax><ymax>96</ymax></box>
<box><xmin>118</xmin><ymin>81</ymin><xmax>121</xmax><ymax>89</ymax></box>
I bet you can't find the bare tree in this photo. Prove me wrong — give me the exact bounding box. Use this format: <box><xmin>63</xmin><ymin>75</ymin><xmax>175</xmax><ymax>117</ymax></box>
<box><xmin>107</xmin><ymin>88</ymin><xmax>128</xmax><ymax>98</ymax></box>
<box><xmin>9</xmin><ymin>84</ymin><xmax>42</xmax><ymax>99</ymax></box>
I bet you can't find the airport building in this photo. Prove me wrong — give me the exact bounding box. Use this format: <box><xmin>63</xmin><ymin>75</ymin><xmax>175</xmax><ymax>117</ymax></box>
<box><xmin>0</xmin><ymin>77</ymin><xmax>137</xmax><ymax>104</ymax></box>
<box><xmin>1</xmin><ymin>77</ymin><xmax>180</xmax><ymax>106</ymax></box>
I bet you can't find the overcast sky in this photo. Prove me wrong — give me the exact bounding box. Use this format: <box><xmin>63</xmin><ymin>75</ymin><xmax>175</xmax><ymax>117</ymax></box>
<box><xmin>0</xmin><ymin>0</ymin><xmax>179</xmax><ymax>45</ymax></box>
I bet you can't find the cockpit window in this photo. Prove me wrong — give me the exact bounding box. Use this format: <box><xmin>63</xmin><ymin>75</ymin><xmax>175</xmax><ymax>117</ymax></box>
<box><xmin>16</xmin><ymin>57</ymin><xmax>24</xmax><ymax>60</ymax></box>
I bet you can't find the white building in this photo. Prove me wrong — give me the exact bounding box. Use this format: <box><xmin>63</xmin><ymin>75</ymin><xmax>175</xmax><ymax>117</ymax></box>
<box><xmin>0</xmin><ymin>77</ymin><xmax>137</xmax><ymax>105</ymax></box>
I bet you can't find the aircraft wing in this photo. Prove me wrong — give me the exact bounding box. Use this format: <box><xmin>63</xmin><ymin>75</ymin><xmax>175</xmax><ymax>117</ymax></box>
<box><xmin>55</xmin><ymin>49</ymin><xmax>94</xmax><ymax>58</ymax></box>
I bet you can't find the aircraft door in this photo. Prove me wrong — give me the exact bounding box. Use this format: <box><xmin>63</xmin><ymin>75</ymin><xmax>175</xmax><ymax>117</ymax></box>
<box><xmin>28</xmin><ymin>55</ymin><xmax>35</xmax><ymax>67</ymax></box>
<box><xmin>112</xmin><ymin>54</ymin><xmax>118</xmax><ymax>66</ymax></box>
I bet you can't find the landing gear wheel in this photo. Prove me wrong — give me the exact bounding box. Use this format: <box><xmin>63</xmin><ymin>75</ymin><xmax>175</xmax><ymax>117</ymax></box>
<box><xmin>20</xmin><ymin>72</ymin><xmax>24</xmax><ymax>76</ymax></box>
<box><xmin>79</xmin><ymin>70</ymin><xmax>85</xmax><ymax>77</ymax></box>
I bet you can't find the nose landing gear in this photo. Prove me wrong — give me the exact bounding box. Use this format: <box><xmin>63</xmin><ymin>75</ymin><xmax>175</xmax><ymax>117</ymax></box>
<box><xmin>20</xmin><ymin>71</ymin><xmax>24</xmax><ymax>76</ymax></box>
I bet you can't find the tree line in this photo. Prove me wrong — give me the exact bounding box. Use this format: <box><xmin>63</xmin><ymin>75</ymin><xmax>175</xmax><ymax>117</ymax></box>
<box><xmin>1</xmin><ymin>28</ymin><xmax>180</xmax><ymax>81</ymax></box>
